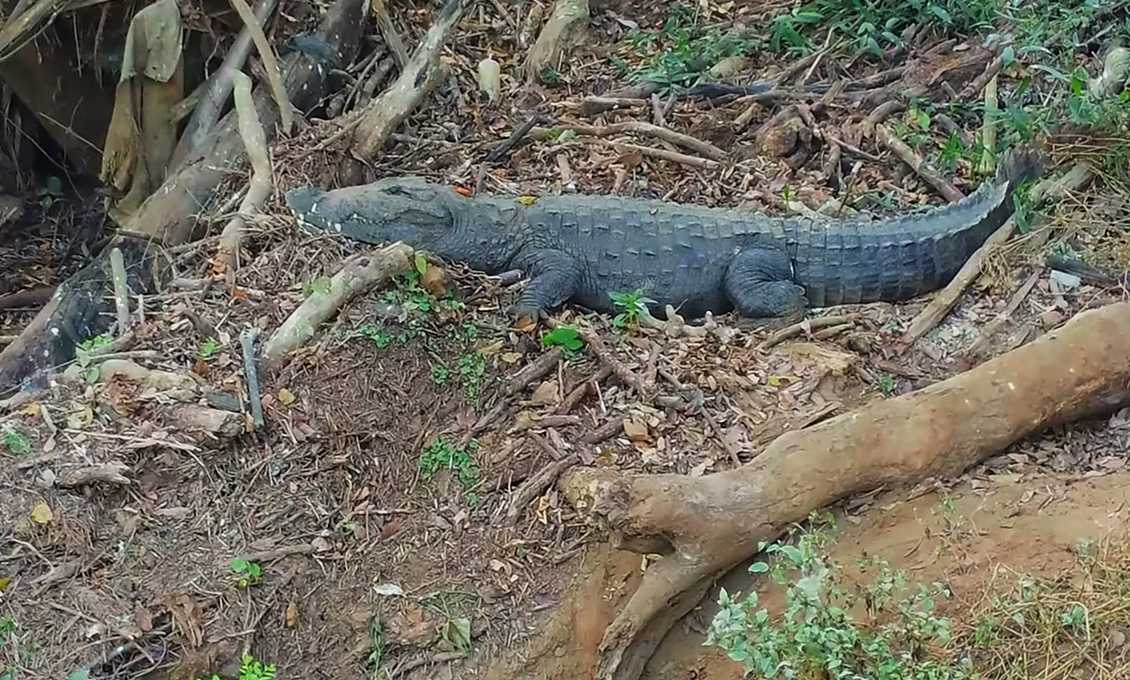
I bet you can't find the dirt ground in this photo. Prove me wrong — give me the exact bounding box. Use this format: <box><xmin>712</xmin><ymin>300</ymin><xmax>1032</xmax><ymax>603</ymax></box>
<box><xmin>1</xmin><ymin>0</ymin><xmax>1130</xmax><ymax>679</ymax></box>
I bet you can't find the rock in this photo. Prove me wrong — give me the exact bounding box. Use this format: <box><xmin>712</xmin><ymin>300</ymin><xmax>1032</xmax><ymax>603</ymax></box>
<box><xmin>622</xmin><ymin>416</ymin><xmax>650</xmax><ymax>443</ymax></box>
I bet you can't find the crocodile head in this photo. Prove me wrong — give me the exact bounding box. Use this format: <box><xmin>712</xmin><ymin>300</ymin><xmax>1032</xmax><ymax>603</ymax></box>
<box><xmin>285</xmin><ymin>177</ymin><xmax>519</xmax><ymax>272</ymax></box>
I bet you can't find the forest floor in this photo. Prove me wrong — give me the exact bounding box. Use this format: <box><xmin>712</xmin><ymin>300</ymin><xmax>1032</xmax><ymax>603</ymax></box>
<box><xmin>1</xmin><ymin>0</ymin><xmax>1130</xmax><ymax>679</ymax></box>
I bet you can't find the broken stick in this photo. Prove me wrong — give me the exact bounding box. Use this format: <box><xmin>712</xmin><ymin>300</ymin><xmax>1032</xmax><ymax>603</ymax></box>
<box><xmin>352</xmin><ymin>0</ymin><xmax>464</xmax><ymax>160</ymax></box>
<box><xmin>217</xmin><ymin>71</ymin><xmax>274</xmax><ymax>286</ymax></box>
<box><xmin>261</xmin><ymin>243</ymin><xmax>413</xmax><ymax>368</ymax></box>
<box><xmin>899</xmin><ymin>161</ymin><xmax>1094</xmax><ymax>347</ymax></box>
<box><xmin>875</xmin><ymin>124</ymin><xmax>963</xmax><ymax>202</ymax></box>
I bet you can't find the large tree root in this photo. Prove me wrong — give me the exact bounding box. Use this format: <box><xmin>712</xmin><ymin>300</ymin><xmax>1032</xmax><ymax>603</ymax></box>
<box><xmin>561</xmin><ymin>300</ymin><xmax>1130</xmax><ymax>680</ymax></box>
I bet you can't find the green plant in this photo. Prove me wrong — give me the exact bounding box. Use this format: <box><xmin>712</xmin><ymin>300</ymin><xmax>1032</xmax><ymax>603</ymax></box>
<box><xmin>610</xmin><ymin>289</ymin><xmax>656</xmax><ymax>330</ymax></box>
<box><xmin>877</xmin><ymin>373</ymin><xmax>897</xmax><ymax>396</ymax></box>
<box><xmin>458</xmin><ymin>352</ymin><xmax>487</xmax><ymax>400</ymax></box>
<box><xmin>193</xmin><ymin>653</ymin><xmax>276</xmax><ymax>680</ymax></box>
<box><xmin>540</xmin><ymin>66</ymin><xmax>563</xmax><ymax>85</ymax></box>
<box><xmin>0</xmin><ymin>615</ymin><xmax>15</xmax><ymax>638</ymax></box>
<box><xmin>2</xmin><ymin>429</ymin><xmax>30</xmax><ymax>456</ymax></box>
<box><xmin>230</xmin><ymin>558</ymin><xmax>262</xmax><ymax>588</ymax></box>
<box><xmin>77</xmin><ymin>332</ymin><xmax>112</xmax><ymax>353</ymax></box>
<box><xmin>625</xmin><ymin>5</ymin><xmax>759</xmax><ymax>89</ymax></box>
<box><xmin>419</xmin><ymin>438</ymin><xmax>479</xmax><ymax>492</ymax></box>
<box><xmin>359</xmin><ymin>323</ymin><xmax>392</xmax><ymax>349</ymax></box>
<box><xmin>431</xmin><ymin>362</ymin><xmax>451</xmax><ymax>385</ymax></box>
<box><xmin>303</xmin><ymin>276</ymin><xmax>332</xmax><ymax>297</ymax></box>
<box><xmin>198</xmin><ymin>337</ymin><xmax>221</xmax><ymax>360</ymax></box>
<box><xmin>540</xmin><ymin>325</ymin><xmax>585</xmax><ymax>355</ymax></box>
<box><xmin>936</xmin><ymin>133</ymin><xmax>967</xmax><ymax>173</ymax></box>
<box><xmin>365</xmin><ymin>617</ymin><xmax>385</xmax><ymax>677</ymax></box>
<box><xmin>706</xmin><ymin>522</ymin><xmax>970</xmax><ymax>680</ymax></box>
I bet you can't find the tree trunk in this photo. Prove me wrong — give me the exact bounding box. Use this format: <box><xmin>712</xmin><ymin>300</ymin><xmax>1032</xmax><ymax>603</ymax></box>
<box><xmin>561</xmin><ymin>300</ymin><xmax>1130</xmax><ymax>680</ymax></box>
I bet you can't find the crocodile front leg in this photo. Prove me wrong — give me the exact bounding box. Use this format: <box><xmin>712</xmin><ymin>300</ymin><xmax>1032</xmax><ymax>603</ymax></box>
<box><xmin>724</xmin><ymin>247</ymin><xmax>808</xmax><ymax>319</ymax></box>
<box><xmin>510</xmin><ymin>247</ymin><xmax>582</xmax><ymax>321</ymax></box>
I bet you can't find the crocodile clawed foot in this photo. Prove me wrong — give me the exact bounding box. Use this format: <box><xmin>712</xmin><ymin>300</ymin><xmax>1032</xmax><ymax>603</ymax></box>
<box><xmin>734</xmin><ymin>309</ymin><xmax>806</xmax><ymax>333</ymax></box>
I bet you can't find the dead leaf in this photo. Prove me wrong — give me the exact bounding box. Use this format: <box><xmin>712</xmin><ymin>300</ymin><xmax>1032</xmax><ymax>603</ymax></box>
<box><xmin>277</xmin><ymin>388</ymin><xmax>296</xmax><ymax>406</ymax></box>
<box><xmin>500</xmin><ymin>352</ymin><xmax>523</xmax><ymax>364</ymax></box>
<box><xmin>0</xmin><ymin>576</ymin><xmax>11</xmax><ymax>592</ymax></box>
<box><xmin>285</xmin><ymin>602</ymin><xmax>299</xmax><ymax>628</ymax></box>
<box><xmin>421</xmin><ymin>264</ymin><xmax>447</xmax><ymax>297</ymax></box>
<box><xmin>529</xmin><ymin>381</ymin><xmax>559</xmax><ymax>406</ymax></box>
<box><xmin>65</xmin><ymin>407</ymin><xmax>94</xmax><ymax>429</ymax></box>
<box><xmin>163</xmin><ymin>593</ymin><xmax>204</xmax><ymax>648</ymax></box>
<box><xmin>135</xmin><ymin>607</ymin><xmax>154</xmax><ymax>633</ymax></box>
<box><xmin>30</xmin><ymin>501</ymin><xmax>54</xmax><ymax>525</ymax></box>
<box><xmin>19</xmin><ymin>402</ymin><xmax>40</xmax><ymax>417</ymax></box>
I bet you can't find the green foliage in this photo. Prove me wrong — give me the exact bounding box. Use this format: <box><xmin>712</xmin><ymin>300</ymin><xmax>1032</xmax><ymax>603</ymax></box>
<box><xmin>2</xmin><ymin>429</ymin><xmax>30</xmax><ymax>456</ymax></box>
<box><xmin>458</xmin><ymin>352</ymin><xmax>486</xmax><ymax>400</ymax></box>
<box><xmin>706</xmin><ymin>522</ymin><xmax>971</xmax><ymax>680</ymax></box>
<box><xmin>198</xmin><ymin>337</ymin><xmax>221</xmax><ymax>360</ymax></box>
<box><xmin>877</xmin><ymin>373</ymin><xmax>897</xmax><ymax>396</ymax></box>
<box><xmin>77</xmin><ymin>332</ymin><xmax>113</xmax><ymax>353</ymax></box>
<box><xmin>230</xmin><ymin>559</ymin><xmax>262</xmax><ymax>589</ymax></box>
<box><xmin>610</xmin><ymin>289</ymin><xmax>656</xmax><ymax>330</ymax></box>
<box><xmin>303</xmin><ymin>276</ymin><xmax>332</xmax><ymax>297</ymax></box>
<box><xmin>419</xmin><ymin>438</ymin><xmax>479</xmax><ymax>494</ymax></box>
<box><xmin>365</xmin><ymin>617</ymin><xmax>385</xmax><ymax>677</ymax></box>
<box><xmin>769</xmin><ymin>0</ymin><xmax>1000</xmax><ymax>57</ymax></box>
<box><xmin>430</xmin><ymin>362</ymin><xmax>451</xmax><ymax>385</ymax></box>
<box><xmin>540</xmin><ymin>326</ymin><xmax>585</xmax><ymax>355</ymax></box>
<box><xmin>194</xmin><ymin>653</ymin><xmax>276</xmax><ymax>680</ymax></box>
<box><xmin>624</xmin><ymin>4</ymin><xmax>759</xmax><ymax>89</ymax></box>
<box><xmin>0</xmin><ymin>616</ymin><xmax>15</xmax><ymax>638</ymax></box>
<box><xmin>359</xmin><ymin>323</ymin><xmax>392</xmax><ymax>349</ymax></box>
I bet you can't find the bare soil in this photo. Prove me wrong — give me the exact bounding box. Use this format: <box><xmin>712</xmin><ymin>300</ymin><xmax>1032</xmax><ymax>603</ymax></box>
<box><xmin>1</xmin><ymin>1</ymin><xmax>1128</xmax><ymax>679</ymax></box>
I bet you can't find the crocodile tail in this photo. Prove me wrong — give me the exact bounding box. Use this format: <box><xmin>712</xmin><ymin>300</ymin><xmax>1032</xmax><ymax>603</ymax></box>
<box><xmin>994</xmin><ymin>143</ymin><xmax>1046</xmax><ymax>193</ymax></box>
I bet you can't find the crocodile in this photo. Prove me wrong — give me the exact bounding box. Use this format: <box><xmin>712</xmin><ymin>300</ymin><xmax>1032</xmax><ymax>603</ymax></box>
<box><xmin>284</xmin><ymin>146</ymin><xmax>1042</xmax><ymax>322</ymax></box>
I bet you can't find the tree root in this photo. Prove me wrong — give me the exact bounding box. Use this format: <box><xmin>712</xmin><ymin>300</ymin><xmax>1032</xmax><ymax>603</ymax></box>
<box><xmin>524</xmin><ymin>0</ymin><xmax>589</xmax><ymax>83</ymax></box>
<box><xmin>560</xmin><ymin>300</ymin><xmax>1130</xmax><ymax>680</ymax></box>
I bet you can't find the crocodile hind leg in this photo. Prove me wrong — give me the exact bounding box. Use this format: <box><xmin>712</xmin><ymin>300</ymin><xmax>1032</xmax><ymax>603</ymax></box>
<box><xmin>724</xmin><ymin>247</ymin><xmax>807</xmax><ymax>320</ymax></box>
<box><xmin>509</xmin><ymin>247</ymin><xmax>582</xmax><ymax>322</ymax></box>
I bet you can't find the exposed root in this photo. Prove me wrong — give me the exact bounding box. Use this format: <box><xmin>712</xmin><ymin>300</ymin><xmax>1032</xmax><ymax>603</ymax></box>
<box><xmin>524</xmin><ymin>0</ymin><xmax>590</xmax><ymax>83</ymax></box>
<box><xmin>561</xmin><ymin>300</ymin><xmax>1130</xmax><ymax>680</ymax></box>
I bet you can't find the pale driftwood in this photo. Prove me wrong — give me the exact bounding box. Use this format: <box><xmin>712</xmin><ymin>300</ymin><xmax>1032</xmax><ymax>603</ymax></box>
<box><xmin>109</xmin><ymin>247</ymin><xmax>132</xmax><ymax>335</ymax></box>
<box><xmin>168</xmin><ymin>404</ymin><xmax>244</xmax><ymax>441</ymax></box>
<box><xmin>227</xmin><ymin>0</ymin><xmax>293</xmax><ymax>135</ymax></box>
<box><xmin>899</xmin><ymin>162</ymin><xmax>1094</xmax><ymax>347</ymax></box>
<box><xmin>352</xmin><ymin>0</ymin><xmax>464</xmax><ymax>160</ymax></box>
<box><xmin>560</xmin><ymin>300</ymin><xmax>1130</xmax><ymax>680</ymax></box>
<box><xmin>530</xmin><ymin>121</ymin><xmax>727</xmax><ymax>161</ymax></box>
<box><xmin>262</xmin><ymin>243</ymin><xmax>414</xmax><ymax>368</ymax></box>
<box><xmin>173</xmin><ymin>0</ymin><xmax>278</xmax><ymax>166</ymax></box>
<box><xmin>217</xmin><ymin>71</ymin><xmax>274</xmax><ymax>285</ymax></box>
<box><xmin>57</xmin><ymin>463</ymin><xmax>132</xmax><ymax>488</ymax></box>
<box><xmin>524</xmin><ymin>0</ymin><xmax>589</xmax><ymax>82</ymax></box>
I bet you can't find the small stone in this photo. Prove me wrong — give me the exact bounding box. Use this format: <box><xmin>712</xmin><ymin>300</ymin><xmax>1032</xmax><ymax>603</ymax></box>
<box><xmin>623</xmin><ymin>417</ymin><xmax>650</xmax><ymax>443</ymax></box>
<box><xmin>529</xmin><ymin>380</ymin><xmax>559</xmax><ymax>405</ymax></box>
<box><xmin>1040</xmin><ymin>309</ymin><xmax>1065</xmax><ymax>329</ymax></box>
<box><xmin>1049</xmin><ymin>269</ymin><xmax>1082</xmax><ymax>289</ymax></box>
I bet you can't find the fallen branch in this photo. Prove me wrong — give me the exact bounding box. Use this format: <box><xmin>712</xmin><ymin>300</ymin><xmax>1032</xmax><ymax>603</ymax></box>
<box><xmin>57</xmin><ymin>463</ymin><xmax>132</xmax><ymax>488</ymax></box>
<box><xmin>875</xmin><ymin>124</ymin><xmax>964</xmax><ymax>202</ymax></box>
<box><xmin>530</xmin><ymin>121</ymin><xmax>727</xmax><ymax>161</ymax></box>
<box><xmin>108</xmin><ymin>247</ymin><xmax>132</xmax><ymax>335</ymax></box>
<box><xmin>899</xmin><ymin>162</ymin><xmax>1094</xmax><ymax>347</ymax></box>
<box><xmin>217</xmin><ymin>71</ymin><xmax>274</xmax><ymax>286</ymax></box>
<box><xmin>351</xmin><ymin>0</ymin><xmax>464</xmax><ymax>160</ymax></box>
<box><xmin>228</xmin><ymin>0</ymin><xmax>294</xmax><ymax>135</ymax></box>
<box><xmin>561</xmin><ymin>300</ymin><xmax>1130</xmax><ymax>680</ymax></box>
<box><xmin>261</xmin><ymin>243</ymin><xmax>414</xmax><ymax>369</ymax></box>
<box><xmin>507</xmin><ymin>447</ymin><xmax>578</xmax><ymax>521</ymax></box>
<box><xmin>172</xmin><ymin>0</ymin><xmax>278</xmax><ymax>166</ymax></box>
<box><xmin>241</xmin><ymin>328</ymin><xmax>265</xmax><ymax>429</ymax></box>
<box><xmin>760</xmin><ymin>314</ymin><xmax>860</xmax><ymax>349</ymax></box>
<box><xmin>609</xmin><ymin>142</ymin><xmax>719</xmax><ymax>170</ymax></box>
<box><xmin>964</xmin><ymin>269</ymin><xmax>1040</xmax><ymax>360</ymax></box>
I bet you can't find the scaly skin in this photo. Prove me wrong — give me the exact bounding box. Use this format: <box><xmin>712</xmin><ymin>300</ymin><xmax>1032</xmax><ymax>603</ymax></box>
<box><xmin>284</xmin><ymin>146</ymin><xmax>1043</xmax><ymax>320</ymax></box>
